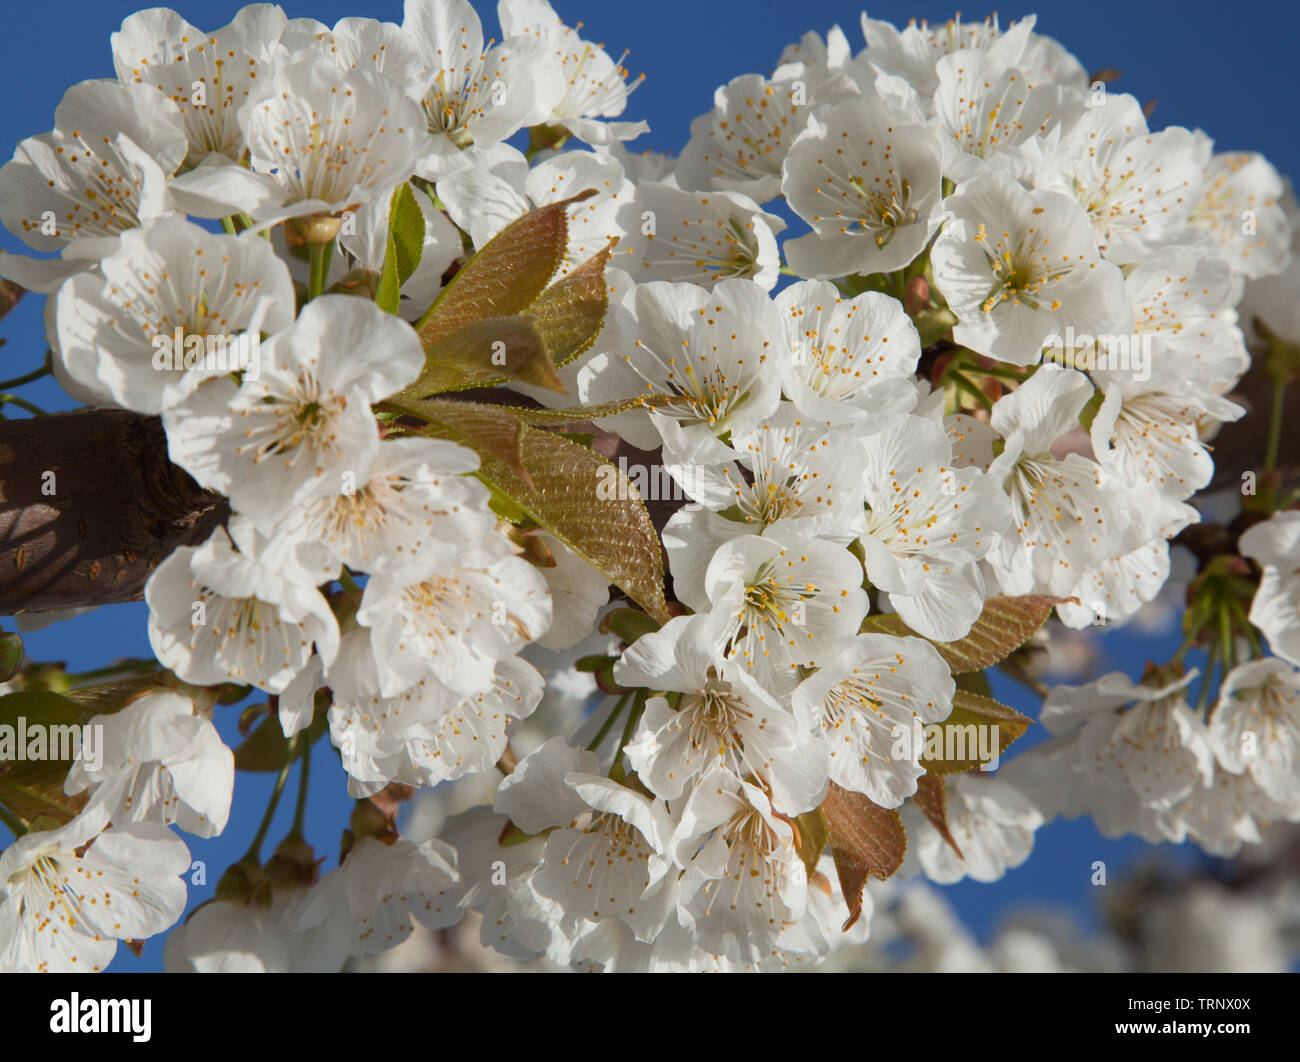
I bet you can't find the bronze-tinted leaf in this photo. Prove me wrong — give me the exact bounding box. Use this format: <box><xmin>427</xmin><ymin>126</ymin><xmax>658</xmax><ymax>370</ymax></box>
<box><xmin>527</xmin><ymin>240</ymin><xmax>615</xmax><ymax>368</ymax></box>
<box><xmin>821</xmin><ymin>782</ymin><xmax>906</xmax><ymax>931</ymax></box>
<box><xmin>920</xmin><ymin>689</ymin><xmax>1032</xmax><ymax>775</ymax></box>
<box><xmin>380</xmin><ymin>396</ymin><xmax>531</xmax><ymax>484</ymax></box>
<box><xmin>416</xmin><ymin>191</ymin><xmax>596</xmax><ymax>348</ymax></box>
<box><xmin>475</xmin><ymin>427</ymin><xmax>670</xmax><ymax>623</ymax></box>
<box><xmin>416</xmin><ymin>315</ymin><xmax>562</xmax><ymax>395</ymax></box>
<box><xmin>60</xmin><ymin>672</ymin><xmax>172</xmax><ymax>715</ymax></box>
<box><xmin>492</xmin><ymin>393</ymin><xmax>666</xmax><ymax>426</ymax></box>
<box><xmin>912</xmin><ymin>774</ymin><xmax>963</xmax><ymax>859</ymax></box>
<box><xmin>863</xmin><ymin>594</ymin><xmax>1067</xmax><ymax>673</ymax></box>
<box><xmin>0</xmin><ymin>279</ymin><xmax>23</xmax><ymax>322</ymax></box>
<box><xmin>954</xmin><ymin>668</ymin><xmax>992</xmax><ymax>697</ymax></box>
<box><xmin>0</xmin><ymin>764</ymin><xmax>87</xmax><ymax>827</ymax></box>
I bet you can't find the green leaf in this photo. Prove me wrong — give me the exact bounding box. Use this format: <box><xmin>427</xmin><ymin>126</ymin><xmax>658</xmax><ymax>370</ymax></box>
<box><xmin>600</xmin><ymin>608</ymin><xmax>662</xmax><ymax>644</ymax></box>
<box><xmin>498</xmin><ymin>819</ymin><xmax>536</xmax><ymax>847</ymax></box>
<box><xmin>862</xmin><ymin>594</ymin><xmax>1067</xmax><ymax>673</ymax></box>
<box><xmin>820</xmin><ymin>782</ymin><xmax>907</xmax><ymax>931</ymax></box>
<box><xmin>793</xmin><ymin>807</ymin><xmax>830</xmax><ymax>878</ymax></box>
<box><xmin>375</xmin><ymin>183</ymin><xmax>426</xmax><ymax>314</ymax></box>
<box><xmin>481</xmin><ymin>478</ymin><xmax>533</xmax><ymax>523</ymax></box>
<box><xmin>376</xmin><ymin>242</ymin><xmax>400</xmax><ymax>313</ymax></box>
<box><xmin>0</xmin><ymin>689</ymin><xmax>89</xmax><ymax>728</ymax></box>
<box><xmin>474</xmin><ymin>427</ymin><xmax>671</xmax><ymax>623</ymax></box>
<box><xmin>0</xmin><ymin>690</ymin><xmax>94</xmax><ymax>827</ymax></box>
<box><xmin>920</xmin><ymin>689</ymin><xmax>1033</xmax><ymax>775</ymax></box>
<box><xmin>234</xmin><ymin>708</ymin><xmax>328</xmax><ymax>772</ymax></box>
<box><xmin>416</xmin><ymin>191</ymin><xmax>595</xmax><ymax>347</ymax></box>
<box><xmin>0</xmin><ymin>631</ymin><xmax>23</xmax><ymax>683</ymax></box>
<box><xmin>389</xmin><ymin>183</ymin><xmax>426</xmax><ymax>278</ymax></box>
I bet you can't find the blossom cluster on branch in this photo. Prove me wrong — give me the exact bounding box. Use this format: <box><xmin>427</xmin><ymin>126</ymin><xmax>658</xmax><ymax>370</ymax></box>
<box><xmin>0</xmin><ymin>1</ymin><xmax>1297</xmax><ymax>973</ymax></box>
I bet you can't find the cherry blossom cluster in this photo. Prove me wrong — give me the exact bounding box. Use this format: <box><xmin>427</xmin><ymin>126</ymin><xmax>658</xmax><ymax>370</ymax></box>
<box><xmin>0</xmin><ymin>2</ymin><xmax>1296</xmax><ymax>974</ymax></box>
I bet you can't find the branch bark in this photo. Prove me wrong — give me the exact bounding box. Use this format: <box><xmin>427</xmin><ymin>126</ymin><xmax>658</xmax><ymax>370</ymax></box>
<box><xmin>3</xmin><ymin>360</ymin><xmax>1283</xmax><ymax>621</ymax></box>
<box><xmin>0</xmin><ymin>409</ymin><xmax>227</xmax><ymax>615</ymax></box>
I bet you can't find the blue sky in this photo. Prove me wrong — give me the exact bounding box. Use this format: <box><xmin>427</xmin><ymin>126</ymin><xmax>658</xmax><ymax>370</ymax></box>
<box><xmin>1</xmin><ymin>0</ymin><xmax>1294</xmax><ymax>971</ymax></box>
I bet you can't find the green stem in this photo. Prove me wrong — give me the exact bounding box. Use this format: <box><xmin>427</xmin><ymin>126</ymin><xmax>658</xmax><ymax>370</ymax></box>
<box><xmin>949</xmin><ymin>370</ymin><xmax>993</xmax><ymax>411</ymax></box>
<box><xmin>0</xmin><ymin>360</ymin><xmax>52</xmax><ymax>391</ymax></box>
<box><xmin>0</xmin><ymin>802</ymin><xmax>28</xmax><ymax>838</ymax></box>
<box><xmin>289</xmin><ymin>733</ymin><xmax>312</xmax><ymax>838</ymax></box>
<box><xmin>966</xmin><ymin>363</ymin><xmax>1032</xmax><ymax>381</ymax></box>
<box><xmin>586</xmin><ymin>693</ymin><xmax>630</xmax><ymax>752</ymax></box>
<box><xmin>236</xmin><ymin>212</ymin><xmax>268</xmax><ymax>241</ymax></box>
<box><xmin>1227</xmin><ymin>595</ymin><xmax>1263</xmax><ymax>658</ymax></box>
<box><xmin>243</xmin><ymin>738</ymin><xmax>296</xmax><ymax>863</ymax></box>
<box><xmin>220</xmin><ymin>215</ymin><xmax>239</xmax><ymax>235</ymax></box>
<box><xmin>418</xmin><ymin>180</ymin><xmax>446</xmax><ymax>212</ymax></box>
<box><xmin>1196</xmin><ymin>639</ymin><xmax>1219</xmax><ymax>714</ymax></box>
<box><xmin>307</xmin><ymin>238</ymin><xmax>335</xmax><ymax>301</ymax></box>
<box><xmin>1219</xmin><ymin>601</ymin><xmax>1236</xmax><ymax>675</ymax></box>
<box><xmin>338</xmin><ymin>568</ymin><xmax>362</xmax><ymax>595</ymax></box>
<box><xmin>0</xmin><ymin>394</ymin><xmax>48</xmax><ymax>416</ymax></box>
<box><xmin>63</xmin><ymin>659</ymin><xmax>159</xmax><ymax>683</ymax></box>
<box><xmin>613</xmin><ymin>689</ymin><xmax>648</xmax><ymax>775</ymax></box>
<box><xmin>942</xmin><ymin>376</ymin><xmax>959</xmax><ymax>417</ymax></box>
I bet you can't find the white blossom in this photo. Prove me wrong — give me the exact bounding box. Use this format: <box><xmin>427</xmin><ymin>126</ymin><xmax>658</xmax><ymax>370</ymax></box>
<box><xmin>0</xmin><ymin>810</ymin><xmax>189</xmax><ymax>973</ymax></box>
<box><xmin>65</xmin><ymin>690</ymin><xmax>234</xmax><ymax>838</ymax></box>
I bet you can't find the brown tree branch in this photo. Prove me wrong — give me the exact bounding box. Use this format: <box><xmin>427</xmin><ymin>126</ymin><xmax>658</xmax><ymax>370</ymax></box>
<box><xmin>5</xmin><ymin>357</ymin><xmax>1279</xmax><ymax>622</ymax></box>
<box><xmin>0</xmin><ymin>409</ymin><xmax>227</xmax><ymax>615</ymax></box>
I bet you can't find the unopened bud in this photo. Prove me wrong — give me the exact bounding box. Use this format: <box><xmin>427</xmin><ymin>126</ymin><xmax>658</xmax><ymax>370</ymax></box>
<box><xmin>262</xmin><ymin>834</ymin><xmax>319</xmax><ymax>889</ymax></box>
<box><xmin>903</xmin><ymin>275</ymin><xmax>929</xmax><ymax>316</ymax></box>
<box><xmin>214</xmin><ymin>861</ymin><xmax>255</xmax><ymax>905</ymax></box>
<box><xmin>285</xmin><ymin>213</ymin><xmax>344</xmax><ymax>247</ymax></box>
